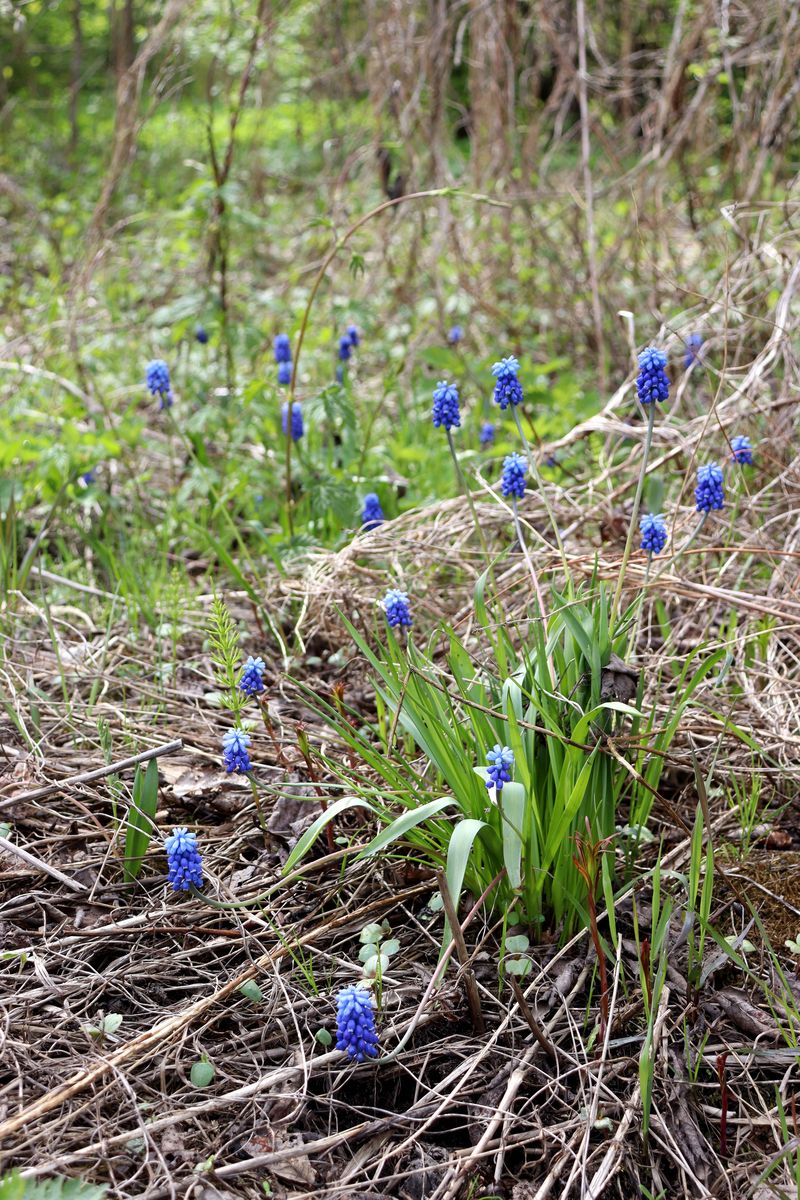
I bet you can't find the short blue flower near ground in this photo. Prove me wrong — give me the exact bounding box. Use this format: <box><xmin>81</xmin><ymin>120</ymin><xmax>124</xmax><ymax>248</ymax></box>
<box><xmin>491</xmin><ymin>357</ymin><xmax>523</xmax><ymax>410</ymax></box>
<box><xmin>338</xmin><ymin>335</ymin><xmax>352</xmax><ymax>363</ymax></box>
<box><xmin>165</xmin><ymin>827</ymin><xmax>204</xmax><ymax>892</ymax></box>
<box><xmin>278</xmin><ymin>361</ymin><xmax>292</xmax><ymax>386</ymax></box>
<box><xmin>695</xmin><ymin>463</ymin><xmax>725</xmax><ymax>512</ymax></box>
<box><xmin>361</xmin><ymin>493</ymin><xmax>384</xmax><ymax>530</ymax></box>
<box><xmin>500</xmin><ymin>452</ymin><xmax>527</xmax><ymax>499</ymax></box>
<box><xmin>346</xmin><ymin>324</ymin><xmax>360</xmax><ymax>348</ymax></box>
<box><xmin>640</xmin><ymin>512</ymin><xmax>668</xmax><ymax>556</ymax></box>
<box><xmin>335</xmin><ymin>985</ymin><xmax>379</xmax><ymax>1062</ymax></box>
<box><xmin>222</xmin><ymin>728</ymin><xmax>252</xmax><ymax>773</ymax></box>
<box><xmin>731</xmin><ymin>435</ymin><xmax>753</xmax><ymax>465</ymax></box>
<box><xmin>383</xmin><ymin>588</ymin><xmax>412</xmax><ymax>629</ymax></box>
<box><xmin>146</xmin><ymin>359</ymin><xmax>173</xmax><ymax>408</ymax></box>
<box><xmin>636</xmin><ymin>347</ymin><xmax>670</xmax><ymax>405</ymax></box>
<box><xmin>448</xmin><ymin>325</ymin><xmax>463</xmax><ymax>346</ymax></box>
<box><xmin>239</xmin><ymin>655</ymin><xmax>266</xmax><ymax>696</ymax></box>
<box><xmin>195</xmin><ymin>325</ymin><xmax>209</xmax><ymax>345</ymax></box>
<box><xmin>282</xmin><ymin>401</ymin><xmax>304</xmax><ymax>442</ymax></box>
<box><xmin>486</xmin><ymin>744</ymin><xmax>514</xmax><ymax>792</ymax></box>
<box><xmin>81</xmin><ymin>469</ymin><xmax>97</xmax><ymax>485</ymax></box>
<box><xmin>479</xmin><ymin>422</ymin><xmax>495</xmax><ymax>447</ymax></box>
<box><xmin>274</xmin><ymin>333</ymin><xmax>291</xmax><ymax>364</ymax></box>
<box><xmin>684</xmin><ymin>333</ymin><xmax>703</xmax><ymax>368</ymax></box>
<box><xmin>432</xmin><ymin>380</ymin><xmax>461</xmax><ymax>430</ymax></box>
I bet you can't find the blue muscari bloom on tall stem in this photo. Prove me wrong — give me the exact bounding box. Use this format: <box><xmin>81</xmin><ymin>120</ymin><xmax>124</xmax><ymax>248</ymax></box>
<box><xmin>282</xmin><ymin>401</ymin><xmax>304</xmax><ymax>442</ymax></box>
<box><xmin>640</xmin><ymin>512</ymin><xmax>668</xmax><ymax>556</ymax></box>
<box><xmin>432</xmin><ymin>380</ymin><xmax>461</xmax><ymax>430</ymax></box>
<box><xmin>636</xmin><ymin>347</ymin><xmax>670</xmax><ymax>405</ymax></box>
<box><xmin>222</xmin><ymin>728</ymin><xmax>252</xmax><ymax>773</ymax></box>
<box><xmin>731</xmin><ymin>435</ymin><xmax>753</xmax><ymax>465</ymax></box>
<box><xmin>335</xmin><ymin>985</ymin><xmax>379</xmax><ymax>1062</ymax></box>
<box><xmin>239</xmin><ymin>655</ymin><xmax>266</xmax><ymax>696</ymax></box>
<box><xmin>695</xmin><ymin>463</ymin><xmax>725</xmax><ymax>512</ymax></box>
<box><xmin>500</xmin><ymin>452</ymin><xmax>527</xmax><ymax>499</ymax></box>
<box><xmin>448</xmin><ymin>325</ymin><xmax>463</xmax><ymax>346</ymax></box>
<box><xmin>338</xmin><ymin>335</ymin><xmax>352</xmax><ymax>363</ymax></box>
<box><xmin>346</xmin><ymin>324</ymin><xmax>360</xmax><ymax>348</ymax></box>
<box><xmin>146</xmin><ymin>359</ymin><xmax>173</xmax><ymax>409</ymax></box>
<box><xmin>486</xmin><ymin>744</ymin><xmax>514</xmax><ymax>792</ymax></box>
<box><xmin>491</xmin><ymin>356</ymin><xmax>523</xmax><ymax>410</ymax></box>
<box><xmin>278</xmin><ymin>361</ymin><xmax>292</xmax><ymax>386</ymax></box>
<box><xmin>684</xmin><ymin>332</ymin><xmax>703</xmax><ymax>368</ymax></box>
<box><xmin>195</xmin><ymin>325</ymin><xmax>209</xmax><ymax>345</ymax></box>
<box><xmin>361</xmin><ymin>493</ymin><xmax>384</xmax><ymax>530</ymax></box>
<box><xmin>274</xmin><ymin>333</ymin><xmax>291</xmax><ymax>364</ymax></box>
<box><xmin>479</xmin><ymin>422</ymin><xmax>495</xmax><ymax>447</ymax></box>
<box><xmin>165</xmin><ymin>827</ymin><xmax>204</xmax><ymax>892</ymax></box>
<box><xmin>383</xmin><ymin>588</ymin><xmax>412</xmax><ymax>629</ymax></box>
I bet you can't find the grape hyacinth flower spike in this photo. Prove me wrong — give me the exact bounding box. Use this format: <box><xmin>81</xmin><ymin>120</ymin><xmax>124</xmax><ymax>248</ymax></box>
<box><xmin>731</xmin><ymin>435</ymin><xmax>753</xmax><ymax>465</ymax></box>
<box><xmin>695</xmin><ymin>464</ymin><xmax>725</xmax><ymax>512</ymax></box>
<box><xmin>195</xmin><ymin>325</ymin><xmax>209</xmax><ymax>345</ymax></box>
<box><xmin>448</xmin><ymin>325</ymin><xmax>463</xmax><ymax>346</ymax></box>
<box><xmin>640</xmin><ymin>513</ymin><xmax>668</xmax><ymax>557</ymax></box>
<box><xmin>346</xmin><ymin>324</ymin><xmax>360</xmax><ymax>348</ymax></box>
<box><xmin>338</xmin><ymin>335</ymin><xmax>352</xmax><ymax>363</ymax></box>
<box><xmin>222</xmin><ymin>728</ymin><xmax>252</xmax><ymax>773</ymax></box>
<box><xmin>165</xmin><ymin>827</ymin><xmax>204</xmax><ymax>892</ymax></box>
<box><xmin>239</xmin><ymin>655</ymin><xmax>266</xmax><ymax>696</ymax></box>
<box><xmin>146</xmin><ymin>359</ymin><xmax>173</xmax><ymax>409</ymax></box>
<box><xmin>278</xmin><ymin>361</ymin><xmax>292</xmax><ymax>386</ymax></box>
<box><xmin>684</xmin><ymin>333</ymin><xmax>703</xmax><ymax>368</ymax></box>
<box><xmin>486</xmin><ymin>744</ymin><xmax>514</xmax><ymax>793</ymax></box>
<box><xmin>432</xmin><ymin>380</ymin><xmax>461</xmax><ymax>430</ymax></box>
<box><xmin>383</xmin><ymin>588</ymin><xmax>412</xmax><ymax>630</ymax></box>
<box><xmin>491</xmin><ymin>356</ymin><xmax>523</xmax><ymax>410</ymax></box>
<box><xmin>274</xmin><ymin>333</ymin><xmax>291</xmax><ymax>364</ymax></box>
<box><xmin>335</xmin><ymin>985</ymin><xmax>379</xmax><ymax>1062</ymax></box>
<box><xmin>361</xmin><ymin>493</ymin><xmax>384</xmax><ymax>530</ymax></box>
<box><xmin>635</xmin><ymin>347</ymin><xmax>670</xmax><ymax>405</ymax></box>
<box><xmin>282</xmin><ymin>401</ymin><xmax>304</xmax><ymax>442</ymax></box>
<box><xmin>479</xmin><ymin>422</ymin><xmax>495</xmax><ymax>447</ymax></box>
<box><xmin>500</xmin><ymin>452</ymin><xmax>527</xmax><ymax>499</ymax></box>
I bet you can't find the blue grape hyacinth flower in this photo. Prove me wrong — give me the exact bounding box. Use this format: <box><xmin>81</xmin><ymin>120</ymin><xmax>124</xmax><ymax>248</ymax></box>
<box><xmin>346</xmin><ymin>324</ymin><xmax>360</xmax><ymax>348</ymax></box>
<box><xmin>432</xmin><ymin>380</ymin><xmax>461</xmax><ymax>430</ymax></box>
<box><xmin>491</xmin><ymin>357</ymin><xmax>523</xmax><ymax>410</ymax></box>
<box><xmin>731</xmin><ymin>435</ymin><xmax>753</xmax><ymax>465</ymax></box>
<box><xmin>361</xmin><ymin>493</ymin><xmax>384</xmax><ymax>530</ymax></box>
<box><xmin>695</xmin><ymin>463</ymin><xmax>725</xmax><ymax>512</ymax></box>
<box><xmin>448</xmin><ymin>325</ymin><xmax>463</xmax><ymax>346</ymax></box>
<box><xmin>486</xmin><ymin>744</ymin><xmax>514</xmax><ymax>792</ymax></box>
<box><xmin>500</xmin><ymin>452</ymin><xmax>527</xmax><ymax>499</ymax></box>
<box><xmin>338</xmin><ymin>335</ymin><xmax>352</xmax><ymax>363</ymax></box>
<box><xmin>274</xmin><ymin>333</ymin><xmax>291</xmax><ymax>364</ymax></box>
<box><xmin>165</xmin><ymin>827</ymin><xmax>204</xmax><ymax>892</ymax></box>
<box><xmin>479</xmin><ymin>422</ymin><xmax>495</xmax><ymax>447</ymax></box>
<box><xmin>282</xmin><ymin>401</ymin><xmax>304</xmax><ymax>442</ymax></box>
<box><xmin>335</xmin><ymin>985</ymin><xmax>379</xmax><ymax>1062</ymax></box>
<box><xmin>195</xmin><ymin>325</ymin><xmax>209</xmax><ymax>345</ymax></box>
<box><xmin>239</xmin><ymin>655</ymin><xmax>266</xmax><ymax>696</ymax></box>
<box><xmin>278</xmin><ymin>361</ymin><xmax>292</xmax><ymax>386</ymax></box>
<box><xmin>684</xmin><ymin>333</ymin><xmax>703</xmax><ymax>368</ymax></box>
<box><xmin>146</xmin><ymin>359</ymin><xmax>173</xmax><ymax>408</ymax></box>
<box><xmin>81</xmin><ymin>469</ymin><xmax>97</xmax><ymax>485</ymax></box>
<box><xmin>383</xmin><ymin>588</ymin><xmax>412</xmax><ymax>629</ymax></box>
<box><xmin>222</xmin><ymin>728</ymin><xmax>252</xmax><ymax>773</ymax></box>
<box><xmin>636</xmin><ymin>347</ymin><xmax>670</xmax><ymax>405</ymax></box>
<box><xmin>640</xmin><ymin>513</ymin><xmax>668</xmax><ymax>556</ymax></box>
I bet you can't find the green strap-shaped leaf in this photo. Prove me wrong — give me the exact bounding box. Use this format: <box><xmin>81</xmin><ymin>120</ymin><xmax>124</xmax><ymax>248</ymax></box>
<box><xmin>356</xmin><ymin>797</ymin><xmax>456</xmax><ymax>859</ymax></box>
<box><xmin>442</xmin><ymin>818</ymin><xmax>488</xmax><ymax>952</ymax></box>
<box><xmin>123</xmin><ymin>758</ymin><xmax>158</xmax><ymax>882</ymax></box>
<box><xmin>496</xmin><ymin>781</ymin><xmax>526</xmax><ymax>890</ymax></box>
<box><xmin>283</xmin><ymin>795</ymin><xmax>374</xmax><ymax>873</ymax></box>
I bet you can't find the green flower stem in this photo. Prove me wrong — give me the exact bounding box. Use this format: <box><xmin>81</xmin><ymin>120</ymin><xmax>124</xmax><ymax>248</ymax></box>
<box><xmin>629</xmin><ymin>552</ymin><xmax>653</xmax><ymax>652</ymax></box>
<box><xmin>511</xmin><ymin>498</ymin><xmax>553</xmax><ymax>683</ymax></box>
<box><xmin>248</xmin><ymin>774</ymin><xmax>268</xmax><ymax>839</ymax></box>
<box><xmin>652</xmin><ymin>511</ymin><xmax>708</xmax><ymax>583</ymax></box>
<box><xmin>610</xmin><ymin>403</ymin><xmax>656</xmax><ymax>628</ymax></box>
<box><xmin>446</xmin><ymin>428</ymin><xmax>497</xmax><ymax>591</ymax></box>
<box><xmin>512</xmin><ymin>407</ymin><xmax>569</xmax><ymax>579</ymax></box>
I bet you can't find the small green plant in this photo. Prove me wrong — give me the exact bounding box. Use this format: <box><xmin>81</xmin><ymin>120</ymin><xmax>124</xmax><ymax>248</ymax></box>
<box><xmin>122</xmin><ymin>759</ymin><xmax>158</xmax><ymax>883</ymax></box>
<box><xmin>190</xmin><ymin>1057</ymin><xmax>215</xmax><ymax>1088</ymax></box>
<box><xmin>357</xmin><ymin>920</ymin><xmax>400</xmax><ymax>998</ymax></box>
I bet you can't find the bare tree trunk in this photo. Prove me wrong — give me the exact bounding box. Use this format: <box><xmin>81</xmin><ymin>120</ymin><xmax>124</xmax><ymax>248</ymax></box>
<box><xmin>69</xmin><ymin>0</ymin><xmax>83</xmax><ymax>155</ymax></box>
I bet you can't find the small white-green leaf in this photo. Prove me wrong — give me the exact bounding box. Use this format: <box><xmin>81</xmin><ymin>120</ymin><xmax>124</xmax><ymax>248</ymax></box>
<box><xmin>505</xmin><ymin>934</ymin><xmax>529</xmax><ymax>954</ymax></box>
<box><xmin>190</xmin><ymin>1060</ymin><xmax>215</xmax><ymax>1088</ymax></box>
<box><xmin>238</xmin><ymin>980</ymin><xmax>263</xmax><ymax>1004</ymax></box>
<box><xmin>359</xmin><ymin>922</ymin><xmax>385</xmax><ymax>944</ymax></box>
<box><xmin>102</xmin><ymin>1013</ymin><xmax>123</xmax><ymax>1035</ymax></box>
<box><xmin>362</xmin><ymin>953</ymin><xmax>390</xmax><ymax>978</ymax></box>
<box><xmin>380</xmin><ymin>938</ymin><xmax>400</xmax><ymax>957</ymax></box>
<box><xmin>315</xmin><ymin>1028</ymin><xmax>333</xmax><ymax>1047</ymax></box>
<box><xmin>506</xmin><ymin>958</ymin><xmax>532</xmax><ymax>976</ymax></box>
